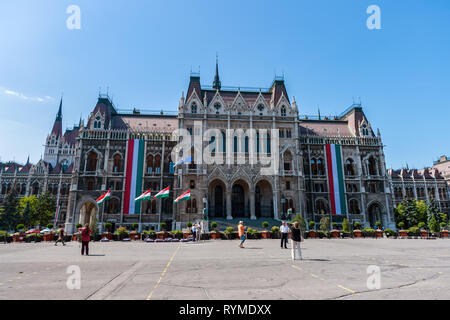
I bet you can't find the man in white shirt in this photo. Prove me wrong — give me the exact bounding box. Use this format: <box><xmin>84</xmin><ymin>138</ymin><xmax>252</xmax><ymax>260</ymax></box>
<box><xmin>280</xmin><ymin>222</ymin><xmax>289</xmax><ymax>249</ymax></box>
<box><xmin>192</xmin><ymin>223</ymin><xmax>197</xmax><ymax>242</ymax></box>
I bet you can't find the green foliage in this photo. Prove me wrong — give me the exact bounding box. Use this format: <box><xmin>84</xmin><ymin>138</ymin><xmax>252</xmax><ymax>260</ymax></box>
<box><xmin>0</xmin><ymin>183</ymin><xmax>20</xmax><ymax>231</ymax></box>
<box><xmin>319</xmin><ymin>216</ymin><xmax>330</xmax><ymax>232</ymax></box>
<box><xmin>353</xmin><ymin>221</ymin><xmax>362</xmax><ymax>230</ymax></box>
<box><xmin>384</xmin><ymin>228</ymin><xmax>396</xmax><ymax>236</ymax></box>
<box><xmin>75</xmin><ymin>223</ymin><xmax>82</xmax><ymax>228</ymax></box>
<box><xmin>115</xmin><ymin>227</ymin><xmax>129</xmax><ymax>236</ymax></box>
<box><xmin>47</xmin><ymin>223</ymin><xmax>54</xmax><ymax>229</ymax></box>
<box><xmin>407</xmin><ymin>226</ymin><xmax>420</xmax><ymax>235</ymax></box>
<box><xmin>362</xmin><ymin>228</ymin><xmax>375</xmax><ymax>233</ymax></box>
<box><xmin>271</xmin><ymin>226</ymin><xmax>280</xmax><ymax>233</ymax></box>
<box><xmin>262</xmin><ymin>221</ymin><xmax>269</xmax><ymax>229</ymax></box>
<box><xmin>170</xmin><ymin>230</ymin><xmax>183</xmax><ymax>234</ymax></box>
<box><xmin>210</xmin><ymin>221</ymin><xmax>217</xmax><ymax>229</ymax></box>
<box><xmin>418</xmin><ymin>222</ymin><xmax>426</xmax><ymax>229</ymax></box>
<box><xmin>398</xmin><ymin>221</ymin><xmax>405</xmax><ymax>230</ymax></box>
<box><xmin>34</xmin><ymin>191</ymin><xmax>56</xmax><ymax>227</ymax></box>
<box><xmin>224</xmin><ymin>226</ymin><xmax>234</xmax><ymax>234</ymax></box>
<box><xmin>440</xmin><ymin>222</ymin><xmax>447</xmax><ymax>230</ymax></box>
<box><xmin>160</xmin><ymin>222</ymin><xmax>167</xmax><ymax>231</ymax></box>
<box><xmin>427</xmin><ymin>200</ymin><xmax>442</xmax><ymax>224</ymax></box>
<box><xmin>342</xmin><ymin>218</ymin><xmax>351</xmax><ymax>233</ymax></box>
<box><xmin>186</xmin><ymin>222</ymin><xmax>193</xmax><ymax>228</ymax></box>
<box><xmin>104</xmin><ymin>222</ymin><xmax>112</xmax><ymax>232</ymax></box>
<box><xmin>89</xmin><ymin>214</ymin><xmax>99</xmax><ymax>237</ymax></box>
<box><xmin>131</xmin><ymin>223</ymin><xmax>139</xmax><ymax>231</ymax></box>
<box><xmin>375</xmin><ymin>221</ymin><xmax>382</xmax><ymax>228</ymax></box>
<box><xmin>291</xmin><ymin>214</ymin><xmax>306</xmax><ymax>230</ymax></box>
<box><xmin>395</xmin><ymin>199</ymin><xmax>429</xmax><ymax>229</ymax></box>
<box><xmin>16</xmin><ymin>224</ymin><xmax>25</xmax><ymax>232</ymax></box>
<box><xmin>308</xmin><ymin>221</ymin><xmax>316</xmax><ymax>230</ymax></box>
<box><xmin>331</xmin><ymin>222</ymin><xmax>338</xmax><ymax>230</ymax></box>
<box><xmin>18</xmin><ymin>196</ymin><xmax>38</xmax><ymax>226</ymax></box>
<box><xmin>428</xmin><ymin>215</ymin><xmax>440</xmax><ymax>233</ymax></box>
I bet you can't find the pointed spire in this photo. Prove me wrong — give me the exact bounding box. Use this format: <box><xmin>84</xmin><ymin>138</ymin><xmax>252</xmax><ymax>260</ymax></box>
<box><xmin>56</xmin><ymin>97</ymin><xmax>63</xmax><ymax>121</ymax></box>
<box><xmin>212</xmin><ymin>53</ymin><xmax>221</xmax><ymax>90</ymax></box>
<box><xmin>26</xmin><ymin>155</ymin><xmax>30</xmax><ymax>165</ymax></box>
<box><xmin>318</xmin><ymin>107</ymin><xmax>321</xmax><ymax>120</ymax></box>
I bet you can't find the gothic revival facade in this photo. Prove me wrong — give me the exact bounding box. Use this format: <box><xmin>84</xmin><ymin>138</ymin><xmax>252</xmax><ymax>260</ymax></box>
<box><xmin>1</xmin><ymin>63</ymin><xmax>414</xmax><ymax>232</ymax></box>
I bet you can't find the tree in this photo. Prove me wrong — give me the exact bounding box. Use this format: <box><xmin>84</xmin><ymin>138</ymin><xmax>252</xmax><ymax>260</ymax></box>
<box><xmin>427</xmin><ymin>200</ymin><xmax>442</xmax><ymax>224</ymax></box>
<box><xmin>416</xmin><ymin>200</ymin><xmax>428</xmax><ymax>224</ymax></box>
<box><xmin>34</xmin><ymin>191</ymin><xmax>56</xmax><ymax>227</ymax></box>
<box><xmin>319</xmin><ymin>215</ymin><xmax>330</xmax><ymax>232</ymax></box>
<box><xmin>0</xmin><ymin>183</ymin><xmax>20</xmax><ymax>231</ymax></box>
<box><xmin>18</xmin><ymin>196</ymin><xmax>38</xmax><ymax>225</ymax></box>
<box><xmin>342</xmin><ymin>218</ymin><xmax>351</xmax><ymax>233</ymax></box>
<box><xmin>89</xmin><ymin>214</ymin><xmax>99</xmax><ymax>237</ymax></box>
<box><xmin>292</xmin><ymin>214</ymin><xmax>306</xmax><ymax>230</ymax></box>
<box><xmin>428</xmin><ymin>215</ymin><xmax>440</xmax><ymax>233</ymax></box>
<box><xmin>20</xmin><ymin>201</ymin><xmax>33</xmax><ymax>228</ymax></box>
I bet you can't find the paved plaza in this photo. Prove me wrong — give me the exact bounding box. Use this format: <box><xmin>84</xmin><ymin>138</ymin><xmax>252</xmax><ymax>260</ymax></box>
<box><xmin>1</xmin><ymin>238</ymin><xmax>449</xmax><ymax>300</ymax></box>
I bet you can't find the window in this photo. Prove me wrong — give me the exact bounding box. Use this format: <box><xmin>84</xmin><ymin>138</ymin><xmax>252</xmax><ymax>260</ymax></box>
<box><xmin>106</xmin><ymin>198</ymin><xmax>120</xmax><ymax>214</ymax></box>
<box><xmin>87</xmin><ymin>151</ymin><xmax>98</xmax><ymax>171</ymax></box>
<box><xmin>314</xmin><ymin>183</ymin><xmax>326</xmax><ymax>193</ymax></box>
<box><xmin>345</xmin><ymin>159</ymin><xmax>355</xmax><ymax>176</ymax></box>
<box><xmin>347</xmin><ymin>183</ymin><xmax>358</xmax><ymax>193</ymax></box>
<box><xmin>214</xmin><ymin>103</ymin><xmax>221</xmax><ymax>114</ymax></box>
<box><xmin>279</xmin><ymin>130</ymin><xmax>285</xmax><ymax>138</ymax></box>
<box><xmin>368</xmin><ymin>157</ymin><xmax>377</xmax><ymax>176</ymax></box>
<box><xmin>311</xmin><ymin>159</ymin><xmax>318</xmax><ymax>175</ymax></box>
<box><xmin>32</xmin><ymin>182</ymin><xmax>39</xmax><ymax>195</ymax></box>
<box><xmin>348</xmin><ymin>199</ymin><xmax>360</xmax><ymax>214</ymax></box>
<box><xmin>317</xmin><ymin>158</ymin><xmax>325</xmax><ymax>175</ymax></box>
<box><xmin>190</xmin><ymin>180</ymin><xmax>195</xmax><ymax>189</ymax></box>
<box><xmin>281</xmin><ymin>106</ymin><xmax>286</xmax><ymax>117</ymax></box>
<box><xmin>191</xmin><ymin>103</ymin><xmax>197</xmax><ymax>114</ymax></box>
<box><xmin>146</xmin><ymin>155</ymin><xmax>154</xmax><ymax>174</ymax></box>
<box><xmin>316</xmin><ymin>200</ymin><xmax>327</xmax><ymax>214</ymax></box>
<box><xmin>286</xmin><ymin>181</ymin><xmax>291</xmax><ymax>190</ymax></box>
<box><xmin>113</xmin><ymin>154</ymin><xmax>121</xmax><ymax>173</ymax></box>
<box><xmin>155</xmin><ymin>155</ymin><xmax>161</xmax><ymax>174</ymax></box>
<box><xmin>186</xmin><ymin>198</ymin><xmax>197</xmax><ymax>213</ymax></box>
<box><xmin>257</xmin><ymin>104</ymin><xmax>264</xmax><ymax>115</ymax></box>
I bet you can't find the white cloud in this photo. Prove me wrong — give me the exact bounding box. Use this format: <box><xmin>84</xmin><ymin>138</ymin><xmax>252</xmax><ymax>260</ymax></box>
<box><xmin>1</xmin><ymin>86</ymin><xmax>54</xmax><ymax>103</ymax></box>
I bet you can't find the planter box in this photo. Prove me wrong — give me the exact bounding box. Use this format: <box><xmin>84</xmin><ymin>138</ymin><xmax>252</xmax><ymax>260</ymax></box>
<box><xmin>375</xmin><ymin>231</ymin><xmax>383</xmax><ymax>238</ymax></box>
<box><xmin>183</xmin><ymin>232</ymin><xmax>192</xmax><ymax>239</ymax></box>
<box><xmin>353</xmin><ymin>231</ymin><xmax>362</xmax><ymax>238</ymax></box>
<box><xmin>261</xmin><ymin>231</ymin><xmax>271</xmax><ymax>239</ymax></box>
<box><xmin>399</xmin><ymin>231</ymin><xmax>408</xmax><ymax>238</ymax></box>
<box><xmin>12</xmin><ymin>235</ymin><xmax>25</xmax><ymax>242</ymax></box>
<box><xmin>441</xmin><ymin>231</ymin><xmax>449</xmax><ymax>238</ymax></box>
<box><xmin>330</xmin><ymin>230</ymin><xmax>340</xmax><ymax>238</ymax></box>
<box><xmin>308</xmin><ymin>231</ymin><xmax>318</xmax><ymax>239</ymax></box>
<box><xmin>210</xmin><ymin>232</ymin><xmax>220</xmax><ymax>239</ymax></box>
<box><xmin>271</xmin><ymin>232</ymin><xmax>280</xmax><ymax>239</ymax></box>
<box><xmin>157</xmin><ymin>232</ymin><xmax>169</xmax><ymax>239</ymax></box>
<box><xmin>43</xmin><ymin>234</ymin><xmax>55</xmax><ymax>242</ymax></box>
<box><xmin>130</xmin><ymin>233</ymin><xmax>141</xmax><ymax>240</ymax></box>
<box><xmin>102</xmin><ymin>233</ymin><xmax>113</xmax><ymax>240</ymax></box>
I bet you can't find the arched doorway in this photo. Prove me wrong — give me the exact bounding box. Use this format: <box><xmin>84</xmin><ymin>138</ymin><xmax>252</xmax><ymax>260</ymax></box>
<box><xmin>79</xmin><ymin>201</ymin><xmax>98</xmax><ymax>226</ymax></box>
<box><xmin>208</xmin><ymin>179</ymin><xmax>226</xmax><ymax>218</ymax></box>
<box><xmin>367</xmin><ymin>202</ymin><xmax>382</xmax><ymax>227</ymax></box>
<box><xmin>232</xmin><ymin>180</ymin><xmax>249</xmax><ymax>218</ymax></box>
<box><xmin>255</xmin><ymin>180</ymin><xmax>273</xmax><ymax>218</ymax></box>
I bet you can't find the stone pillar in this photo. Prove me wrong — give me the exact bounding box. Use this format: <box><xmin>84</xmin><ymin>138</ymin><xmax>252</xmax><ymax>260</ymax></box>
<box><xmin>250</xmin><ymin>190</ymin><xmax>256</xmax><ymax>220</ymax></box>
<box><xmin>226</xmin><ymin>190</ymin><xmax>232</xmax><ymax>220</ymax></box>
<box><xmin>273</xmin><ymin>189</ymin><xmax>279</xmax><ymax>220</ymax></box>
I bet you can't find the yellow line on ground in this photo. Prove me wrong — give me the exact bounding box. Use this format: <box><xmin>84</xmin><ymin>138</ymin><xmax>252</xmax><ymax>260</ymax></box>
<box><xmin>291</xmin><ymin>265</ymin><xmax>302</xmax><ymax>271</ymax></box>
<box><xmin>338</xmin><ymin>285</ymin><xmax>356</xmax><ymax>294</ymax></box>
<box><xmin>0</xmin><ymin>283</ymin><xmax>3</xmax><ymax>286</ymax></box>
<box><xmin>438</xmin><ymin>272</ymin><xmax>443</xmax><ymax>274</ymax></box>
<box><xmin>146</xmin><ymin>244</ymin><xmax>181</xmax><ymax>301</ymax></box>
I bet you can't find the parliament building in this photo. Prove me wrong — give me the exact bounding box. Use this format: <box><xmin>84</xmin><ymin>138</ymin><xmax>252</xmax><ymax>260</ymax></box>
<box><xmin>1</xmin><ymin>62</ymin><xmax>420</xmax><ymax>232</ymax></box>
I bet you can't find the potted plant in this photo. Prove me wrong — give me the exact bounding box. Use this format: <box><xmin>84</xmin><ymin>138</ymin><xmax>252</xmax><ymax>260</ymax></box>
<box><xmin>440</xmin><ymin>222</ymin><xmax>449</xmax><ymax>238</ymax></box>
<box><xmin>271</xmin><ymin>226</ymin><xmax>280</xmax><ymax>239</ymax></box>
<box><xmin>115</xmin><ymin>227</ymin><xmax>129</xmax><ymax>240</ymax></box>
<box><xmin>224</xmin><ymin>226</ymin><xmax>235</xmax><ymax>240</ymax></box>
<box><xmin>308</xmin><ymin>221</ymin><xmax>317</xmax><ymax>238</ymax></box>
<box><xmin>418</xmin><ymin>222</ymin><xmax>428</xmax><ymax>238</ymax></box>
<box><xmin>157</xmin><ymin>223</ymin><xmax>169</xmax><ymax>239</ymax></box>
<box><xmin>428</xmin><ymin>215</ymin><xmax>440</xmax><ymax>238</ymax></box>
<box><xmin>170</xmin><ymin>230</ymin><xmax>184</xmax><ymax>239</ymax></box>
<box><xmin>261</xmin><ymin>221</ymin><xmax>270</xmax><ymax>239</ymax></box>
<box><xmin>384</xmin><ymin>228</ymin><xmax>397</xmax><ymax>238</ymax></box>
<box><xmin>330</xmin><ymin>222</ymin><xmax>340</xmax><ymax>238</ymax></box>
<box><xmin>342</xmin><ymin>218</ymin><xmax>352</xmax><ymax>238</ymax></box>
<box><xmin>353</xmin><ymin>221</ymin><xmax>362</xmax><ymax>238</ymax></box>
<box><xmin>407</xmin><ymin>226</ymin><xmax>420</xmax><ymax>239</ymax></box>
<box><xmin>73</xmin><ymin>223</ymin><xmax>82</xmax><ymax>241</ymax></box>
<box><xmin>209</xmin><ymin>222</ymin><xmax>220</xmax><ymax>239</ymax></box>
<box><xmin>129</xmin><ymin>223</ymin><xmax>141</xmax><ymax>240</ymax></box>
<box><xmin>398</xmin><ymin>222</ymin><xmax>408</xmax><ymax>238</ymax></box>
<box><xmin>374</xmin><ymin>221</ymin><xmax>383</xmax><ymax>238</ymax></box>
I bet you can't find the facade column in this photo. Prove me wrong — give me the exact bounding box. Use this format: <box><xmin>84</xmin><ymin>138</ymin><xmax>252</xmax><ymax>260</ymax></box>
<box><xmin>250</xmin><ymin>188</ymin><xmax>256</xmax><ymax>220</ymax></box>
<box><xmin>273</xmin><ymin>189</ymin><xmax>279</xmax><ymax>220</ymax></box>
<box><xmin>226</xmin><ymin>190</ymin><xmax>232</xmax><ymax>220</ymax></box>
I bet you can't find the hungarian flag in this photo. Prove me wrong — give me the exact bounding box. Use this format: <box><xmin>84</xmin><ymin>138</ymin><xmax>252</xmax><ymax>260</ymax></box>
<box><xmin>135</xmin><ymin>189</ymin><xmax>152</xmax><ymax>201</ymax></box>
<box><xmin>96</xmin><ymin>189</ymin><xmax>111</xmax><ymax>205</ymax></box>
<box><xmin>174</xmin><ymin>190</ymin><xmax>190</xmax><ymax>203</ymax></box>
<box><xmin>123</xmin><ymin>139</ymin><xmax>145</xmax><ymax>215</ymax></box>
<box><xmin>325</xmin><ymin>144</ymin><xmax>347</xmax><ymax>215</ymax></box>
<box><xmin>155</xmin><ymin>186</ymin><xmax>170</xmax><ymax>199</ymax></box>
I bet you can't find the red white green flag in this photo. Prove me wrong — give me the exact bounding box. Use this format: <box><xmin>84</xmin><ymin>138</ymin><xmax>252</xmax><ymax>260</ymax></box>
<box><xmin>135</xmin><ymin>189</ymin><xmax>152</xmax><ymax>201</ymax></box>
<box><xmin>123</xmin><ymin>139</ymin><xmax>145</xmax><ymax>214</ymax></box>
<box><xmin>174</xmin><ymin>190</ymin><xmax>190</xmax><ymax>203</ymax></box>
<box><xmin>155</xmin><ymin>186</ymin><xmax>170</xmax><ymax>199</ymax></box>
<box><xmin>325</xmin><ymin>144</ymin><xmax>346</xmax><ymax>215</ymax></box>
<box><xmin>96</xmin><ymin>189</ymin><xmax>111</xmax><ymax>205</ymax></box>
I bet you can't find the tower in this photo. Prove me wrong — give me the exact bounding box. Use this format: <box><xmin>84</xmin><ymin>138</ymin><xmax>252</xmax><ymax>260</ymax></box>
<box><xmin>44</xmin><ymin>98</ymin><xmax>63</xmax><ymax>167</ymax></box>
<box><xmin>212</xmin><ymin>55</ymin><xmax>221</xmax><ymax>90</ymax></box>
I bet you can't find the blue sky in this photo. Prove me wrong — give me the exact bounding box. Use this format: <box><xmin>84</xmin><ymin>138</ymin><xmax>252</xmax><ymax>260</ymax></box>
<box><xmin>0</xmin><ymin>0</ymin><xmax>449</xmax><ymax>169</ymax></box>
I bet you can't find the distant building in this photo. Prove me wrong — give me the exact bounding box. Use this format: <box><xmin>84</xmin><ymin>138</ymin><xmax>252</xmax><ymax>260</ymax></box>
<box><xmin>433</xmin><ymin>155</ymin><xmax>450</xmax><ymax>187</ymax></box>
<box><xmin>388</xmin><ymin>167</ymin><xmax>450</xmax><ymax>215</ymax></box>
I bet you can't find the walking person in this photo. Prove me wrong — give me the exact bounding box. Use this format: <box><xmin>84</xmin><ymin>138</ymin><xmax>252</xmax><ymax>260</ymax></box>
<box><xmin>288</xmin><ymin>222</ymin><xmax>302</xmax><ymax>260</ymax></box>
<box><xmin>196</xmin><ymin>222</ymin><xmax>202</xmax><ymax>242</ymax></box>
<box><xmin>54</xmin><ymin>225</ymin><xmax>66</xmax><ymax>246</ymax></box>
<box><xmin>81</xmin><ymin>224</ymin><xmax>91</xmax><ymax>256</ymax></box>
<box><xmin>238</xmin><ymin>221</ymin><xmax>246</xmax><ymax>248</ymax></box>
<box><xmin>192</xmin><ymin>223</ymin><xmax>197</xmax><ymax>242</ymax></box>
<box><xmin>280</xmin><ymin>222</ymin><xmax>289</xmax><ymax>249</ymax></box>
